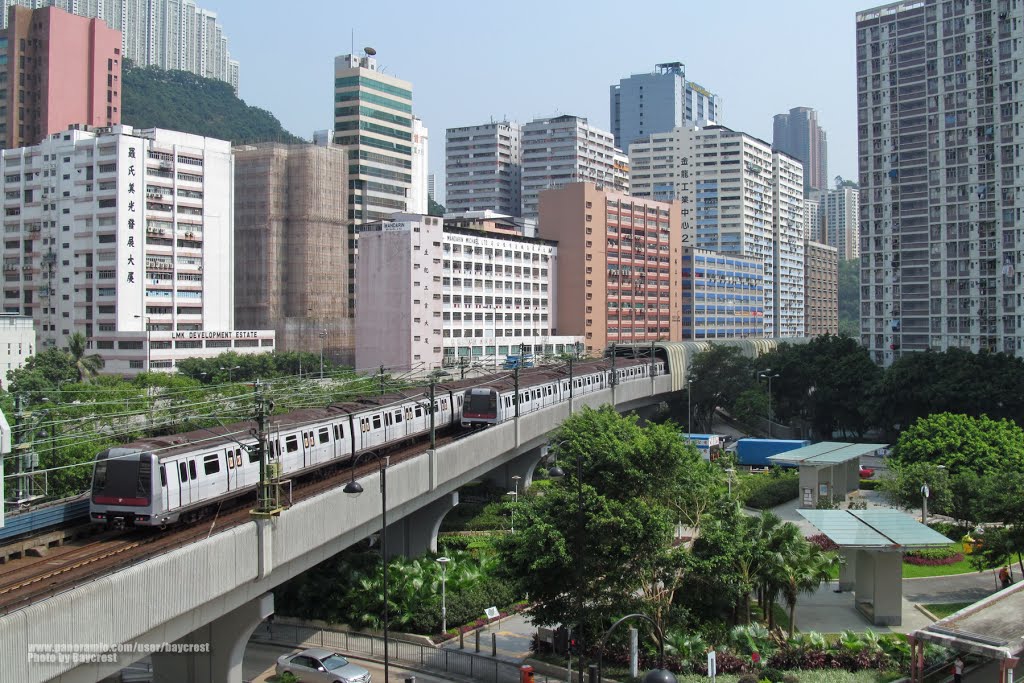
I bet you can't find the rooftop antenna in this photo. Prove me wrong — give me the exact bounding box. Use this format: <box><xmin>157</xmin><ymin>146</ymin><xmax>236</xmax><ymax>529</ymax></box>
<box><xmin>351</xmin><ymin>29</ymin><xmax>353</xmax><ymax>55</ymax></box>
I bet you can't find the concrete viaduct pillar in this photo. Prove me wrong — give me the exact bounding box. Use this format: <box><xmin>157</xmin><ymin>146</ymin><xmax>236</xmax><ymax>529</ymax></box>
<box><xmin>485</xmin><ymin>446</ymin><xmax>546</xmax><ymax>492</ymax></box>
<box><xmin>151</xmin><ymin>592</ymin><xmax>273</xmax><ymax>683</ymax></box>
<box><xmin>386</xmin><ymin>491</ymin><xmax>459</xmax><ymax>558</ymax></box>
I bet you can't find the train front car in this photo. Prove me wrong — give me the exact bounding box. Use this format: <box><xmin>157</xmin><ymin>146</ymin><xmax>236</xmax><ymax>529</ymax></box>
<box><xmin>89</xmin><ymin>448</ymin><xmax>159</xmax><ymax>528</ymax></box>
<box><xmin>461</xmin><ymin>387</ymin><xmax>500</xmax><ymax>427</ymax></box>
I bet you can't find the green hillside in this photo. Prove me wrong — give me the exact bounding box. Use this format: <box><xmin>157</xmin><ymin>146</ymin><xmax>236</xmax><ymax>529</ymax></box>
<box><xmin>122</xmin><ymin>64</ymin><xmax>305</xmax><ymax>145</ymax></box>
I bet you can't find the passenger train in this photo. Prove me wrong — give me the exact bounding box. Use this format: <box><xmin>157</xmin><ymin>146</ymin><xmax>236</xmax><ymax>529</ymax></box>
<box><xmin>89</xmin><ymin>356</ymin><xmax>665</xmax><ymax>529</ymax></box>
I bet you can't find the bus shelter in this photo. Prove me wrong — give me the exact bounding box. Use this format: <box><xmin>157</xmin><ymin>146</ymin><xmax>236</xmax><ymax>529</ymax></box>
<box><xmin>908</xmin><ymin>581</ymin><xmax>1024</xmax><ymax>683</ymax></box>
<box><xmin>769</xmin><ymin>442</ymin><xmax>887</xmax><ymax>508</ymax></box>
<box><xmin>799</xmin><ymin>509</ymin><xmax>952</xmax><ymax>625</ymax></box>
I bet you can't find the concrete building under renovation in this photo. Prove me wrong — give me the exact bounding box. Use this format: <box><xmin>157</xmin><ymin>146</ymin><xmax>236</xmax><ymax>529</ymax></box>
<box><xmin>233</xmin><ymin>143</ymin><xmax>352</xmax><ymax>363</ymax></box>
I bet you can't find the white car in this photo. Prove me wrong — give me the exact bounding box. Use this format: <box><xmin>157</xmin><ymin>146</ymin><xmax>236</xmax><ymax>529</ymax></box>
<box><xmin>275</xmin><ymin>648</ymin><xmax>372</xmax><ymax>683</ymax></box>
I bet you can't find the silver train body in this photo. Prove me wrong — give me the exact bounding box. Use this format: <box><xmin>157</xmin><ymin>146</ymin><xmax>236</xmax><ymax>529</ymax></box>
<box><xmin>90</xmin><ymin>359</ymin><xmax>664</xmax><ymax>528</ymax></box>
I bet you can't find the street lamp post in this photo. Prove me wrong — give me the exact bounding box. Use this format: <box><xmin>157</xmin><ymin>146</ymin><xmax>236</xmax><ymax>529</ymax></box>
<box><xmin>759</xmin><ymin>370</ymin><xmax>780</xmax><ymax>438</ymax></box>
<box><xmin>922</xmin><ymin>465</ymin><xmax>946</xmax><ymax>526</ymax></box>
<box><xmin>344</xmin><ymin>456</ymin><xmax>391</xmax><ymax>683</ymax></box>
<box><xmin>319</xmin><ymin>330</ymin><xmax>327</xmax><ymax>380</ymax></box>
<box><xmin>687</xmin><ymin>377</ymin><xmax>695</xmax><ymax>435</ymax></box>
<box><xmin>221</xmin><ymin>365</ymin><xmax>241</xmax><ymax>382</ymax></box>
<box><xmin>726</xmin><ymin>468</ymin><xmax>736</xmax><ymax>497</ymax></box>
<box><xmin>507</xmin><ymin>474</ymin><xmax>522</xmax><ymax>532</ymax></box>
<box><xmin>548</xmin><ymin>446</ymin><xmax>585</xmax><ymax>683</ymax></box>
<box><xmin>596</xmin><ymin>613</ymin><xmax>677</xmax><ymax>683</ymax></box>
<box><xmin>436</xmin><ymin>556</ymin><xmax>450</xmax><ymax>635</ymax></box>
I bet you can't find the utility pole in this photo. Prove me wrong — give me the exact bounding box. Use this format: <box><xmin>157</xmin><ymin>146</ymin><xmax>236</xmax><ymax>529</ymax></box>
<box><xmin>513</xmin><ymin>362</ymin><xmax>520</xmax><ymax>419</ymax></box>
<box><xmin>251</xmin><ymin>380</ymin><xmax>281</xmax><ymax>518</ymax></box>
<box><xmin>9</xmin><ymin>394</ymin><xmax>37</xmax><ymax>505</ymax></box>
<box><xmin>378</xmin><ymin>365</ymin><xmax>386</xmax><ymax>396</ymax></box>
<box><xmin>428</xmin><ymin>376</ymin><xmax>437</xmax><ymax>450</ymax></box>
<box><xmin>567</xmin><ymin>354</ymin><xmax>574</xmax><ymax>402</ymax></box>
<box><xmin>609</xmin><ymin>342</ymin><xmax>618</xmax><ymax>387</ymax></box>
<box><xmin>459</xmin><ymin>356</ymin><xmax>468</xmax><ymax>380</ymax></box>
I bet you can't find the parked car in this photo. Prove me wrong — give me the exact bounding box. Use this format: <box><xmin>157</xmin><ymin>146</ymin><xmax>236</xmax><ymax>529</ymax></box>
<box><xmin>275</xmin><ymin>648</ymin><xmax>372</xmax><ymax>683</ymax></box>
<box><xmin>860</xmin><ymin>466</ymin><xmax>875</xmax><ymax>479</ymax></box>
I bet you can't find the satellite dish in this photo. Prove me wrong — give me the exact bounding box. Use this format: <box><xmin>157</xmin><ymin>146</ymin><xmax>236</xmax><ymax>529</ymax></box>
<box><xmin>364</xmin><ymin>46</ymin><xmax>376</xmax><ymax>55</ymax></box>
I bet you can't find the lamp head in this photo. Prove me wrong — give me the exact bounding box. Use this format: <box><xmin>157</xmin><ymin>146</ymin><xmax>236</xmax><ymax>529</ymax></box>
<box><xmin>548</xmin><ymin>464</ymin><xmax>566</xmax><ymax>480</ymax></box>
<box><xmin>343</xmin><ymin>479</ymin><xmax>364</xmax><ymax>497</ymax></box>
<box><xmin>642</xmin><ymin>669</ymin><xmax>678</xmax><ymax>683</ymax></box>
<box><xmin>436</xmin><ymin>556</ymin><xmax>450</xmax><ymax>568</ymax></box>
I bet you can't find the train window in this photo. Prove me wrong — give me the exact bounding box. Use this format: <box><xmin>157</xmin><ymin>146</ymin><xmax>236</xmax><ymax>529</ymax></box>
<box><xmin>372</xmin><ymin>415</ymin><xmax>382</xmax><ymax>430</ymax></box>
<box><xmin>442</xmin><ymin>399</ymin><xmax>448</xmax><ymax>410</ymax></box>
<box><xmin>394</xmin><ymin>410</ymin><xmax>403</xmax><ymax>424</ymax></box>
<box><xmin>236</xmin><ymin>449</ymin><xmax>243</xmax><ymax>467</ymax></box>
<box><xmin>179</xmin><ymin>462</ymin><xmax>187</xmax><ymax>482</ymax></box>
<box><xmin>384</xmin><ymin>413</ymin><xmax>393</xmax><ymax>427</ymax></box>
<box><xmin>303</xmin><ymin>433</ymin><xmax>310</xmax><ymax>449</ymax></box>
<box><xmin>285</xmin><ymin>435</ymin><xmax>299</xmax><ymax>453</ymax></box>
<box><xmin>415</xmin><ymin>405</ymin><xmax>423</xmax><ymax>417</ymax></box>
<box><xmin>248</xmin><ymin>448</ymin><xmax>260</xmax><ymax>464</ymax></box>
<box><xmin>319</xmin><ymin>428</ymin><xmax>330</xmax><ymax>444</ymax></box>
<box><xmin>160</xmin><ymin>465</ymin><xmax>166</xmax><ymax>487</ymax></box>
<box><xmin>188</xmin><ymin>460</ymin><xmax>197</xmax><ymax>480</ymax></box>
<box><xmin>227</xmin><ymin>450</ymin><xmax>235</xmax><ymax>469</ymax></box>
<box><xmin>203</xmin><ymin>454</ymin><xmax>220</xmax><ymax>476</ymax></box>
<box><xmin>360</xmin><ymin>418</ymin><xmax>369</xmax><ymax>433</ymax></box>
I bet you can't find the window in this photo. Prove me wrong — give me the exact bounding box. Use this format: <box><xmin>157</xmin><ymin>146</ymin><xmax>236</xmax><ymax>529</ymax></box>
<box><xmin>372</xmin><ymin>415</ymin><xmax>382</xmax><ymax>430</ymax></box>
<box><xmin>188</xmin><ymin>460</ymin><xmax>197</xmax><ymax>480</ymax></box>
<box><xmin>178</xmin><ymin>461</ymin><xmax>187</xmax><ymax>482</ymax></box>
<box><xmin>203</xmin><ymin>454</ymin><xmax>220</xmax><ymax>476</ymax></box>
<box><xmin>285</xmin><ymin>435</ymin><xmax>299</xmax><ymax>453</ymax></box>
<box><xmin>318</xmin><ymin>427</ymin><xmax>329</xmax><ymax>444</ymax></box>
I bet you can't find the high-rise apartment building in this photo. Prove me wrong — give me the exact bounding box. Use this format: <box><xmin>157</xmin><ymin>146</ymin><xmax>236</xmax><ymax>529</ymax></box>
<box><xmin>804</xmin><ymin>192</ymin><xmax>825</xmax><ymax>242</ymax></box>
<box><xmin>0</xmin><ymin>125</ymin><xmax>274</xmax><ymax>374</ymax></box>
<box><xmin>773</xmin><ymin>151</ymin><xmax>807</xmax><ymax>337</ymax></box>
<box><xmin>445</xmin><ymin>121</ymin><xmax>522</xmax><ymax>216</ymax></box>
<box><xmin>825</xmin><ymin>183</ymin><xmax>860</xmax><ymax>261</ymax></box>
<box><xmin>609</xmin><ymin>62</ymin><xmax>722</xmax><ymax>150</ymax></box>
<box><xmin>333</xmin><ymin>50</ymin><xmax>415</xmax><ymax>311</ymax></box>
<box><xmin>773</xmin><ymin>106</ymin><xmax>828</xmax><ymax>195</ymax></box>
<box><xmin>521</xmin><ymin>116</ymin><xmax>628</xmax><ymax>219</ymax></box>
<box><xmin>856</xmin><ymin>0</ymin><xmax>1023</xmax><ymax>362</ymax></box>
<box><xmin>409</xmin><ymin>117</ymin><xmax>429</xmax><ymax>215</ymax></box>
<box><xmin>632</xmin><ymin>126</ymin><xmax>805</xmax><ymax>338</ymax></box>
<box><xmin>681</xmin><ymin>248</ymin><xmax>765</xmax><ymax>340</ymax></box>
<box><xmin>805</xmin><ymin>240</ymin><xmax>839</xmax><ymax>337</ymax></box>
<box><xmin>1</xmin><ymin>0</ymin><xmax>239</xmax><ymax>92</ymax></box>
<box><xmin>354</xmin><ymin>212</ymin><xmax>579</xmax><ymax>372</ymax></box>
<box><xmin>0</xmin><ymin>5</ymin><xmax>121</xmax><ymax>149</ymax></box>
<box><xmin>539</xmin><ymin>183</ymin><xmax>681</xmax><ymax>354</ymax></box>
<box><xmin>233</xmin><ymin>143</ymin><xmax>351</xmax><ymax>363</ymax></box>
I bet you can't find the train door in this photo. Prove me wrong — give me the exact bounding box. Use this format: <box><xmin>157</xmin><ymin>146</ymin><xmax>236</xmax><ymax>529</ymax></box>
<box><xmin>225</xmin><ymin>447</ymin><xmax>243</xmax><ymax>490</ymax></box>
<box><xmin>383</xmin><ymin>411</ymin><xmax>394</xmax><ymax>443</ymax></box>
<box><xmin>161</xmin><ymin>462</ymin><xmax>179</xmax><ymax>513</ymax></box>
<box><xmin>200</xmin><ymin>453</ymin><xmax>227</xmax><ymax>499</ymax></box>
<box><xmin>176</xmin><ymin>459</ymin><xmax>196</xmax><ymax>506</ymax></box>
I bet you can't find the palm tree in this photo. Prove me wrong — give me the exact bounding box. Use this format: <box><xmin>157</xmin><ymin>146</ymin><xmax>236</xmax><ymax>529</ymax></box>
<box><xmin>779</xmin><ymin>543</ymin><xmax>835</xmax><ymax>637</ymax></box>
<box><xmin>67</xmin><ymin>332</ymin><xmax>104</xmax><ymax>382</ymax></box>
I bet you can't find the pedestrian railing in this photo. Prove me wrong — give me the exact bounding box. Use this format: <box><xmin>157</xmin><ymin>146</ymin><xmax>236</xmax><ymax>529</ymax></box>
<box><xmin>251</xmin><ymin>622</ymin><xmax>524</xmax><ymax>683</ymax></box>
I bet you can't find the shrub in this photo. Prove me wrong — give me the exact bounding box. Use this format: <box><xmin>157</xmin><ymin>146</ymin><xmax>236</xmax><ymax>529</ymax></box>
<box><xmin>903</xmin><ymin>551</ymin><xmax>964</xmax><ymax>566</ymax></box>
<box><xmin>859</xmin><ymin>479</ymin><xmax>877</xmax><ymax>490</ymax></box>
<box><xmin>762</xmin><ymin>667</ymin><xmax>784</xmax><ymax>683</ymax></box>
<box><xmin>436</xmin><ymin>535</ymin><xmax>473</xmax><ymax>553</ymax></box>
<box><xmin>740</xmin><ymin>473</ymin><xmax>799</xmax><ymax>509</ymax></box>
<box><xmin>807</xmin><ymin>533</ymin><xmax>839</xmax><ymax>552</ymax></box>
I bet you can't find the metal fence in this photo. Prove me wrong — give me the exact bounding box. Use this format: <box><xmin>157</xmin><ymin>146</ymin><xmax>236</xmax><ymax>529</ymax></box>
<box><xmin>251</xmin><ymin>622</ymin><xmax>524</xmax><ymax>683</ymax></box>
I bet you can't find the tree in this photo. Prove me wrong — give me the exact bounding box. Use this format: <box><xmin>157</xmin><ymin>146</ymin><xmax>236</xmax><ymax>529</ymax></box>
<box><xmin>890</xmin><ymin>412</ymin><xmax>1024</xmax><ymax>476</ymax></box>
<box><xmin>688</xmin><ymin>346</ymin><xmax>756</xmax><ymax>432</ymax></box>
<box><xmin>67</xmin><ymin>332</ymin><xmax>105</xmax><ymax>382</ymax></box>
<box><xmin>494</xmin><ymin>407</ymin><xmax>692</xmax><ymax>641</ymax></box>
<box><xmin>837</xmin><ymin>259</ymin><xmax>861</xmax><ymax>338</ymax></box>
<box><xmin>777</xmin><ymin>543</ymin><xmax>835</xmax><ymax>637</ymax></box>
<box><xmin>877</xmin><ymin>461</ymin><xmax>952</xmax><ymax>514</ymax></box>
<box><xmin>428</xmin><ymin>198</ymin><xmax>446</xmax><ymax>217</ymax></box>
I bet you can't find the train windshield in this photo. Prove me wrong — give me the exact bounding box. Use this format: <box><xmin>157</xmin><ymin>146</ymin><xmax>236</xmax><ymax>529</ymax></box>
<box><xmin>466</xmin><ymin>392</ymin><xmax>497</xmax><ymax>415</ymax></box>
<box><xmin>92</xmin><ymin>453</ymin><xmax>150</xmax><ymax>503</ymax></box>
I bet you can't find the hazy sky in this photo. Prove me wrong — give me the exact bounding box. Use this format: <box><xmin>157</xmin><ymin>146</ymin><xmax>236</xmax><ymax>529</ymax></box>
<box><xmin>201</xmin><ymin>0</ymin><xmax>873</xmax><ymax>201</ymax></box>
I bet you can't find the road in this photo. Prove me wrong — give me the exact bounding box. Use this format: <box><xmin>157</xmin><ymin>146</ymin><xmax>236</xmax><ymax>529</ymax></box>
<box><xmin>243</xmin><ymin>642</ymin><xmax>462</xmax><ymax>683</ymax></box>
<box><xmin>903</xmin><ymin>570</ymin><xmax>1004</xmax><ymax>604</ymax></box>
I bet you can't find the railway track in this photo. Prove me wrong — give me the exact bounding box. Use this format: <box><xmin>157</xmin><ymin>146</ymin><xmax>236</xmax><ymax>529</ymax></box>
<box><xmin>0</xmin><ymin>430</ymin><xmax>466</xmax><ymax>615</ymax></box>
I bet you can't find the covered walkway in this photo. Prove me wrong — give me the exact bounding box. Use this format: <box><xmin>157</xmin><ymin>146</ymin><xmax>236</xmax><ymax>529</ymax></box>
<box><xmin>769</xmin><ymin>441</ymin><xmax>887</xmax><ymax>508</ymax></box>
<box><xmin>909</xmin><ymin>581</ymin><xmax>1024</xmax><ymax>683</ymax></box>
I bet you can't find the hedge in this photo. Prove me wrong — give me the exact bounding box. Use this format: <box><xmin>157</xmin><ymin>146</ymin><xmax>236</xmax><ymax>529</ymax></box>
<box><xmin>739</xmin><ymin>473</ymin><xmax>799</xmax><ymax>509</ymax></box>
<box><xmin>859</xmin><ymin>479</ymin><xmax>877</xmax><ymax>490</ymax></box>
